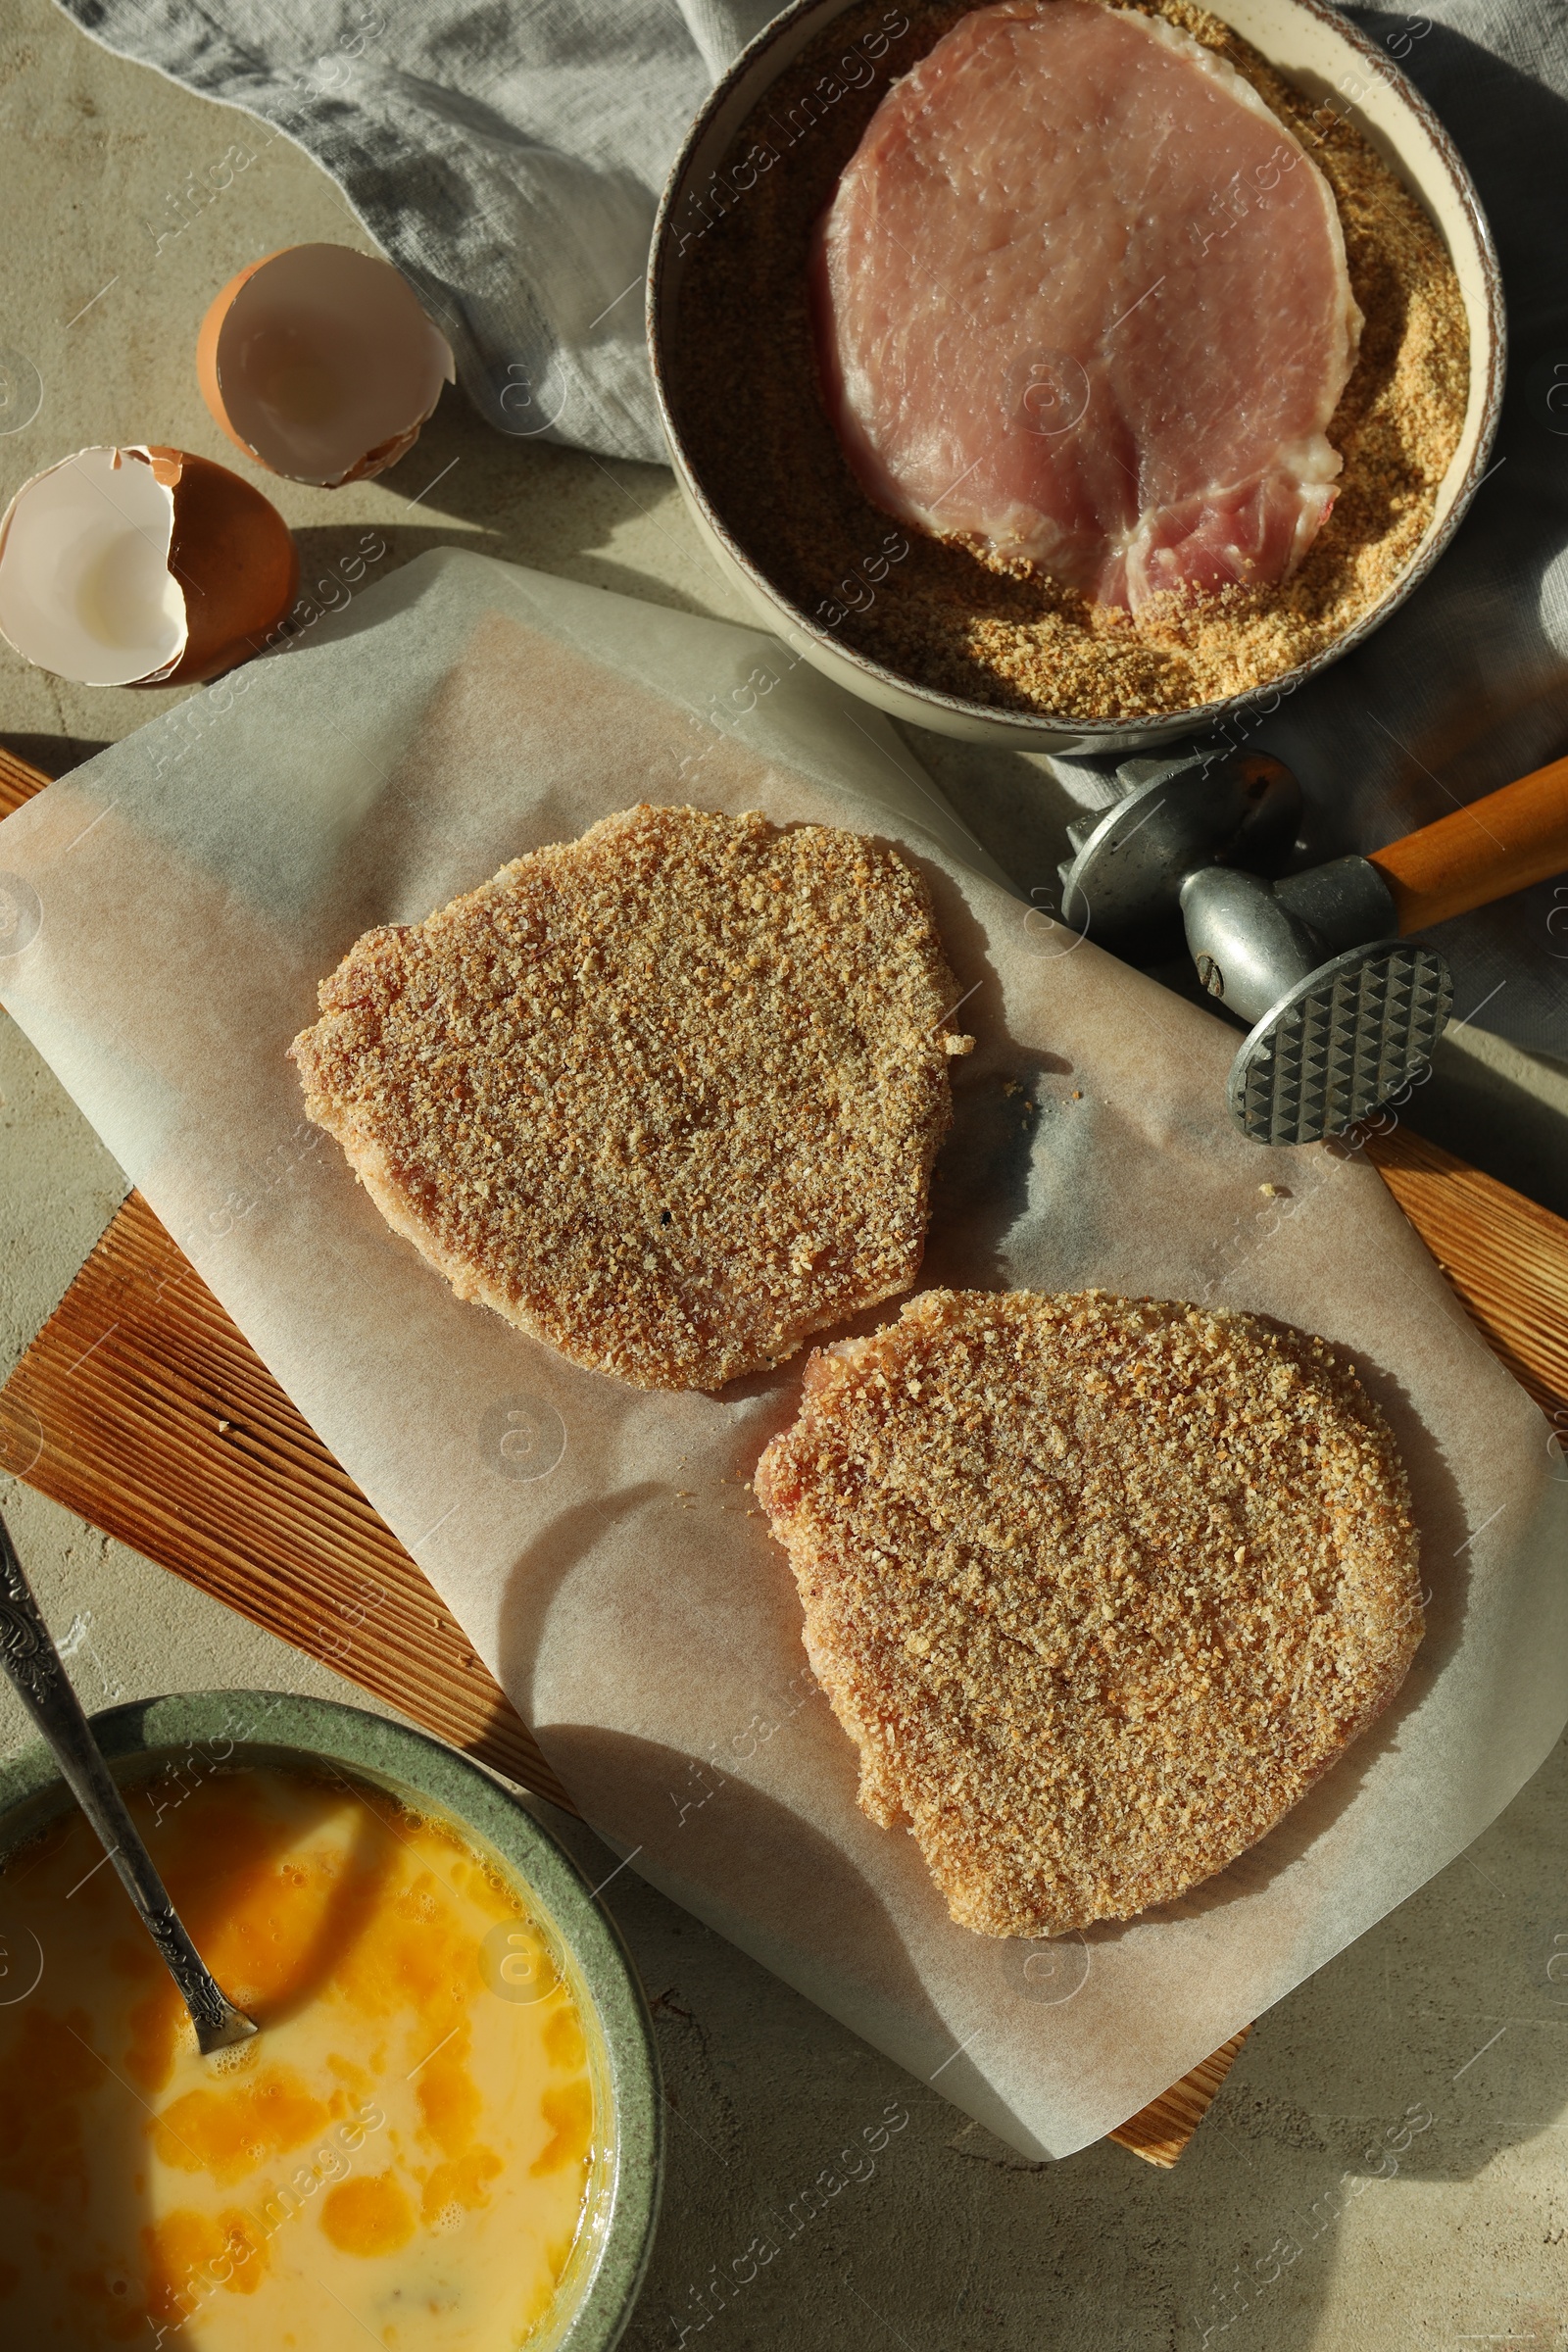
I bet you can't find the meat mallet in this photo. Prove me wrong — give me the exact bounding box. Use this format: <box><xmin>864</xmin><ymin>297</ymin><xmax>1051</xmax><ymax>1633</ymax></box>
<box><xmin>1056</xmin><ymin>744</ymin><xmax>1568</xmax><ymax>1146</ymax></box>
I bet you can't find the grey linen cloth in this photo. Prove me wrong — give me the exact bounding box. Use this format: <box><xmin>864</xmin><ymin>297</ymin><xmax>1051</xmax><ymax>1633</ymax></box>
<box><xmin>54</xmin><ymin>0</ymin><xmax>1568</xmax><ymax>1052</ymax></box>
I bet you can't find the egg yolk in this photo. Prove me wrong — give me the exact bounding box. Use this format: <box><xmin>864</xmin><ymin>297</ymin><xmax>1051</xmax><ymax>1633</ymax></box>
<box><xmin>0</xmin><ymin>1762</ymin><xmax>601</xmax><ymax>2349</ymax></box>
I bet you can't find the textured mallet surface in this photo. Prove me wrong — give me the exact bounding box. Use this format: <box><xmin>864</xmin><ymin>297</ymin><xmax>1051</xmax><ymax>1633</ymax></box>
<box><xmin>755</xmin><ymin>1289</ymin><xmax>1422</xmax><ymax>1936</ymax></box>
<box><xmin>290</xmin><ymin>805</ymin><xmax>970</xmax><ymax>1391</ymax></box>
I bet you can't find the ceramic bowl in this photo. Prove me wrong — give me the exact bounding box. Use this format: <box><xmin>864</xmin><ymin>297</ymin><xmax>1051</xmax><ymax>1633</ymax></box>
<box><xmin>0</xmin><ymin>1689</ymin><xmax>662</xmax><ymax>2352</ymax></box>
<box><xmin>649</xmin><ymin>0</ymin><xmax>1504</xmax><ymax>753</ymax></box>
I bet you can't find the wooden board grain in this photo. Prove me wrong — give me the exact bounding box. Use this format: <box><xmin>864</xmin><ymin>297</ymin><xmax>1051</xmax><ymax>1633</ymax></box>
<box><xmin>0</xmin><ymin>1190</ymin><xmax>570</xmax><ymax>1808</ymax></box>
<box><xmin>5</xmin><ymin>745</ymin><xmax>1565</xmax><ymax>2170</ymax></box>
<box><xmin>1107</xmin><ymin>2028</ymin><xmax>1254</xmax><ymax>2166</ymax></box>
<box><xmin>1354</xmin><ymin>1125</ymin><xmax>1568</xmax><ymax>1426</ymax></box>
<box><xmin>0</xmin><ymin>743</ymin><xmax>58</xmax><ymax>814</ymax></box>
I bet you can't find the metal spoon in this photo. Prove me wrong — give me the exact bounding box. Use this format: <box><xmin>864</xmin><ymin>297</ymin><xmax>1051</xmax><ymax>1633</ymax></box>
<box><xmin>0</xmin><ymin>1505</ymin><xmax>257</xmax><ymax>2054</ymax></box>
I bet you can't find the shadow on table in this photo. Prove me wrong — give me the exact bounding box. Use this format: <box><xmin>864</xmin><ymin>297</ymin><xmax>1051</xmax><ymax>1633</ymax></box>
<box><xmin>335</xmin><ymin>384</ymin><xmax>729</xmax><ymax>621</ymax></box>
<box><xmin>0</xmin><ymin>733</ymin><xmax>111</xmax><ymax>780</ymax></box>
<box><xmin>538</xmin><ymin>1715</ymin><xmax>1568</xmax><ymax>2352</ymax></box>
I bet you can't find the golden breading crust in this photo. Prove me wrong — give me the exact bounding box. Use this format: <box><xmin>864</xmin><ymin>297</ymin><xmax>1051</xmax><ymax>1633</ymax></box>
<box><xmin>754</xmin><ymin>1289</ymin><xmax>1423</xmax><ymax>1936</ymax></box>
<box><xmin>290</xmin><ymin>805</ymin><xmax>972</xmax><ymax>1392</ymax></box>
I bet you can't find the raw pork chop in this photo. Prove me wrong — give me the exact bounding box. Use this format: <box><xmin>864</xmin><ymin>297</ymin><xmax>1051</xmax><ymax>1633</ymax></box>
<box><xmin>812</xmin><ymin>0</ymin><xmax>1363</xmax><ymax>615</ymax></box>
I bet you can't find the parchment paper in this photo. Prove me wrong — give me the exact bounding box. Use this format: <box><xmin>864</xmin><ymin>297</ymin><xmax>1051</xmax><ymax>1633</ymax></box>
<box><xmin>1</xmin><ymin>547</ymin><xmax>1563</xmax><ymax>2158</ymax></box>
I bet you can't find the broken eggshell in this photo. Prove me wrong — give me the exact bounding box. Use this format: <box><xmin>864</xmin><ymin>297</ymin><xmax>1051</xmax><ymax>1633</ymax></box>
<box><xmin>0</xmin><ymin>444</ymin><xmax>300</xmax><ymax>688</ymax></box>
<box><xmin>198</xmin><ymin>244</ymin><xmax>456</xmax><ymax>487</ymax></box>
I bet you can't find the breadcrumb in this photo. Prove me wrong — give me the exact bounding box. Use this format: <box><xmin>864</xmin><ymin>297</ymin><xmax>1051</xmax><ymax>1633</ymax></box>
<box><xmin>290</xmin><ymin>805</ymin><xmax>972</xmax><ymax>1391</ymax></box>
<box><xmin>674</xmin><ymin>0</ymin><xmax>1469</xmax><ymax>719</ymax></box>
<box><xmin>755</xmin><ymin>1289</ymin><xmax>1422</xmax><ymax>1936</ymax></box>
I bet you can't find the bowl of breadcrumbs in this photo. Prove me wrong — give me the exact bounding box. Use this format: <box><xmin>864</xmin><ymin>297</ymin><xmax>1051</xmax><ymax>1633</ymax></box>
<box><xmin>651</xmin><ymin>0</ymin><xmax>1503</xmax><ymax>751</ymax></box>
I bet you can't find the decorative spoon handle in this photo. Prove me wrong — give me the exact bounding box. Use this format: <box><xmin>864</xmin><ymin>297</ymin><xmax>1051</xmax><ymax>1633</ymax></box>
<box><xmin>0</xmin><ymin>1506</ymin><xmax>257</xmax><ymax>2055</ymax></box>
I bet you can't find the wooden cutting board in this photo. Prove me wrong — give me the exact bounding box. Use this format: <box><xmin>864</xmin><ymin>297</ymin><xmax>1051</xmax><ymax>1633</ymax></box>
<box><xmin>3</xmin><ymin>745</ymin><xmax>1565</xmax><ymax>2170</ymax></box>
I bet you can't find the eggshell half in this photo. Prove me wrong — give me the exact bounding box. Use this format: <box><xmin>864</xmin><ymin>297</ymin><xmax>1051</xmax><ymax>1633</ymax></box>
<box><xmin>0</xmin><ymin>444</ymin><xmax>299</xmax><ymax>688</ymax></box>
<box><xmin>198</xmin><ymin>244</ymin><xmax>456</xmax><ymax>487</ymax></box>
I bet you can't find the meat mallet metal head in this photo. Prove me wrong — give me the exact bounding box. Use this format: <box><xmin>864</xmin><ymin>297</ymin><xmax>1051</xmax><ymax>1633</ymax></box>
<box><xmin>1175</xmin><ymin>860</ymin><xmax>1451</xmax><ymax>1147</ymax></box>
<box><xmin>1058</xmin><ymin>742</ymin><xmax>1568</xmax><ymax>1148</ymax></box>
<box><xmin>1055</xmin><ymin>746</ymin><xmax>1303</xmax><ymax>943</ymax></box>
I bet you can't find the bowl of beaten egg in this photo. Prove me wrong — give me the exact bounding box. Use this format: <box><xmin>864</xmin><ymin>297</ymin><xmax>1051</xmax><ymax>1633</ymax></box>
<box><xmin>0</xmin><ymin>1690</ymin><xmax>662</xmax><ymax>2352</ymax></box>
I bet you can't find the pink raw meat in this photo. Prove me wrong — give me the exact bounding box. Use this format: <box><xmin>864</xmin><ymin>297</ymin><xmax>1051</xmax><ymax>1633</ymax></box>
<box><xmin>812</xmin><ymin>0</ymin><xmax>1363</xmax><ymax>614</ymax></box>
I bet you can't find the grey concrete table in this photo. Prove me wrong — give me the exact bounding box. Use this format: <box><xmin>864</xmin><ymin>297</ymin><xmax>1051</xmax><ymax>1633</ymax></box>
<box><xmin>3</xmin><ymin>5</ymin><xmax>1568</xmax><ymax>2345</ymax></box>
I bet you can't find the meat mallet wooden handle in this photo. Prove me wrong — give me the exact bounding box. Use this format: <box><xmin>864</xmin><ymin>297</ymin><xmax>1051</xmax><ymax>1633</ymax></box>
<box><xmin>1368</xmin><ymin>752</ymin><xmax>1568</xmax><ymax>931</ymax></box>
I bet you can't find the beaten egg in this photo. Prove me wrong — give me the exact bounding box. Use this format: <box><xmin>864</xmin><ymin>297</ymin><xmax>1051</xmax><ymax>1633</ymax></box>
<box><xmin>0</xmin><ymin>1760</ymin><xmax>602</xmax><ymax>2349</ymax></box>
